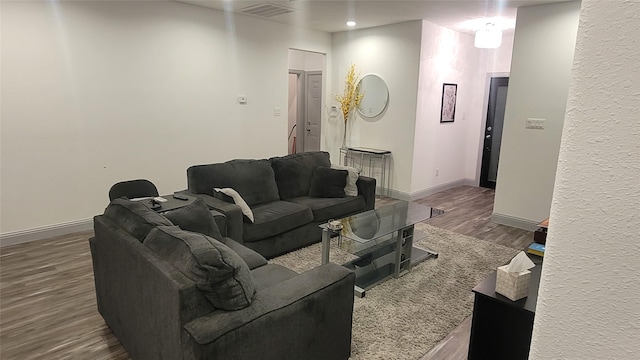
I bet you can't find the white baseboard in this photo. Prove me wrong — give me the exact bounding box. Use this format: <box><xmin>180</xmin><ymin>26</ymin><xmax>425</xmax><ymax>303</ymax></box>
<box><xmin>0</xmin><ymin>219</ymin><xmax>94</xmax><ymax>247</ymax></box>
<box><xmin>385</xmin><ymin>188</ymin><xmax>411</xmax><ymax>201</ymax></box>
<box><xmin>491</xmin><ymin>213</ymin><xmax>539</xmax><ymax>231</ymax></box>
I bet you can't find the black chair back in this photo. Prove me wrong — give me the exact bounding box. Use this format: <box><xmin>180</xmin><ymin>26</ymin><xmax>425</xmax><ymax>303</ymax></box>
<box><xmin>109</xmin><ymin>179</ymin><xmax>159</xmax><ymax>201</ymax></box>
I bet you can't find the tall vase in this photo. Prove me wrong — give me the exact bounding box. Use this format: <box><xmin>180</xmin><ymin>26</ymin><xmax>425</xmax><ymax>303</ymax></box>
<box><xmin>342</xmin><ymin>122</ymin><xmax>347</xmax><ymax>149</ymax></box>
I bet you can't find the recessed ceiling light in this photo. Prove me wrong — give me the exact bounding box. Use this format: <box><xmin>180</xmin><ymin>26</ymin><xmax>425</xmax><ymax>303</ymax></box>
<box><xmin>346</xmin><ymin>21</ymin><xmax>356</xmax><ymax>27</ymax></box>
<box><xmin>474</xmin><ymin>23</ymin><xmax>503</xmax><ymax>49</ymax></box>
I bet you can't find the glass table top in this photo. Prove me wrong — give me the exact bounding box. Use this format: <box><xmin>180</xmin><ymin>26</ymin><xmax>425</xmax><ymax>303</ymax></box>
<box><xmin>332</xmin><ymin>201</ymin><xmax>444</xmax><ymax>244</ymax></box>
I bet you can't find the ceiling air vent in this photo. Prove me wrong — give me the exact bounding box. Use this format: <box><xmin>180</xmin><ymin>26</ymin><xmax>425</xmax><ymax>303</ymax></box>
<box><xmin>240</xmin><ymin>3</ymin><xmax>294</xmax><ymax>18</ymax></box>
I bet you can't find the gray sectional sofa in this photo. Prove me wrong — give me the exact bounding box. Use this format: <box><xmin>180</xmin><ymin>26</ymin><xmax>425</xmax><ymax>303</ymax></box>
<box><xmin>90</xmin><ymin>198</ymin><xmax>355</xmax><ymax>360</ymax></box>
<box><xmin>184</xmin><ymin>151</ymin><xmax>376</xmax><ymax>258</ymax></box>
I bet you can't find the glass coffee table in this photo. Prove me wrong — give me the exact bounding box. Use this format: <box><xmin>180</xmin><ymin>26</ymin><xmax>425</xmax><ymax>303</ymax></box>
<box><xmin>320</xmin><ymin>201</ymin><xmax>444</xmax><ymax>297</ymax></box>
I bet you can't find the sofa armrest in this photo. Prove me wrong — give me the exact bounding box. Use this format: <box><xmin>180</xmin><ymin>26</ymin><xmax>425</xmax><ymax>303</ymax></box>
<box><xmin>180</xmin><ymin>191</ymin><xmax>244</xmax><ymax>242</ymax></box>
<box><xmin>356</xmin><ymin>175</ymin><xmax>376</xmax><ymax>211</ymax></box>
<box><xmin>182</xmin><ymin>263</ymin><xmax>355</xmax><ymax>360</ymax></box>
<box><xmin>208</xmin><ymin>209</ymin><xmax>227</xmax><ymax>238</ymax></box>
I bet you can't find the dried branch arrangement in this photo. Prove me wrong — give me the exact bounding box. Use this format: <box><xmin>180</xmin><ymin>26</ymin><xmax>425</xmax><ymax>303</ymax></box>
<box><xmin>335</xmin><ymin>64</ymin><xmax>363</xmax><ymax>147</ymax></box>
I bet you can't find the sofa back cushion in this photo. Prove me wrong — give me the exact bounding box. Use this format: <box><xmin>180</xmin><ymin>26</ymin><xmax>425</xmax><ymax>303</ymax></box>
<box><xmin>144</xmin><ymin>226</ymin><xmax>256</xmax><ymax>311</ymax></box>
<box><xmin>187</xmin><ymin>159</ymin><xmax>279</xmax><ymax>207</ymax></box>
<box><xmin>163</xmin><ymin>198</ymin><xmax>223</xmax><ymax>240</ymax></box>
<box><xmin>270</xmin><ymin>151</ymin><xmax>331</xmax><ymax>199</ymax></box>
<box><xmin>309</xmin><ymin>166</ymin><xmax>348</xmax><ymax>198</ymax></box>
<box><xmin>103</xmin><ymin>198</ymin><xmax>173</xmax><ymax>241</ymax></box>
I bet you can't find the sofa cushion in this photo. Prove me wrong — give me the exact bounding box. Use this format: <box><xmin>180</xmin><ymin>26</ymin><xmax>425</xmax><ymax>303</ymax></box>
<box><xmin>309</xmin><ymin>166</ymin><xmax>347</xmax><ymax>198</ymax></box>
<box><xmin>163</xmin><ymin>198</ymin><xmax>223</xmax><ymax>240</ymax></box>
<box><xmin>286</xmin><ymin>196</ymin><xmax>366</xmax><ymax>223</ymax></box>
<box><xmin>103</xmin><ymin>198</ymin><xmax>173</xmax><ymax>242</ymax></box>
<box><xmin>187</xmin><ymin>159</ymin><xmax>280</xmax><ymax>206</ymax></box>
<box><xmin>250</xmin><ymin>264</ymin><xmax>298</xmax><ymax>291</ymax></box>
<box><xmin>144</xmin><ymin>226</ymin><xmax>256</xmax><ymax>310</ymax></box>
<box><xmin>214</xmin><ymin>188</ymin><xmax>254</xmax><ymax>223</ymax></box>
<box><xmin>243</xmin><ymin>201</ymin><xmax>313</xmax><ymax>243</ymax></box>
<box><xmin>219</xmin><ymin>237</ymin><xmax>268</xmax><ymax>270</ymax></box>
<box><xmin>270</xmin><ymin>151</ymin><xmax>331</xmax><ymax>199</ymax></box>
<box><xmin>331</xmin><ymin>164</ymin><xmax>360</xmax><ymax>196</ymax></box>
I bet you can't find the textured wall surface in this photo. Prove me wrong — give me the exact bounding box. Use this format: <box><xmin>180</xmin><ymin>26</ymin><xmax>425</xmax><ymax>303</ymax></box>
<box><xmin>530</xmin><ymin>0</ymin><xmax>640</xmax><ymax>358</ymax></box>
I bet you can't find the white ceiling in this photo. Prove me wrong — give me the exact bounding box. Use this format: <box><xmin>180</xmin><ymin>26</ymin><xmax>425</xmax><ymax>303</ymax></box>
<box><xmin>176</xmin><ymin>0</ymin><xmax>571</xmax><ymax>33</ymax></box>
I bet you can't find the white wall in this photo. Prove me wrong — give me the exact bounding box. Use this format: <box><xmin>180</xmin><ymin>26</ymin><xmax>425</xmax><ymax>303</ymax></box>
<box><xmin>493</xmin><ymin>1</ymin><xmax>581</xmax><ymax>229</ymax></box>
<box><xmin>288</xmin><ymin>49</ymin><xmax>324</xmax><ymax>71</ymax></box>
<box><xmin>331</xmin><ymin>20</ymin><xmax>512</xmax><ymax>199</ymax></box>
<box><xmin>412</xmin><ymin>20</ymin><xmax>513</xmax><ymax>197</ymax></box>
<box><xmin>0</xmin><ymin>1</ymin><xmax>331</xmax><ymax>238</ymax></box>
<box><xmin>530</xmin><ymin>0</ymin><xmax>640</xmax><ymax>358</ymax></box>
<box><xmin>331</xmin><ymin>21</ymin><xmax>423</xmax><ymax>195</ymax></box>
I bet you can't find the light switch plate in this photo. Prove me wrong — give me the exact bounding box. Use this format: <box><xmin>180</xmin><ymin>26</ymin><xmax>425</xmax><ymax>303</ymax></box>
<box><xmin>330</xmin><ymin>106</ymin><xmax>338</xmax><ymax>118</ymax></box>
<box><xmin>274</xmin><ymin>107</ymin><xmax>281</xmax><ymax>116</ymax></box>
<box><xmin>526</xmin><ymin>118</ymin><xmax>545</xmax><ymax>129</ymax></box>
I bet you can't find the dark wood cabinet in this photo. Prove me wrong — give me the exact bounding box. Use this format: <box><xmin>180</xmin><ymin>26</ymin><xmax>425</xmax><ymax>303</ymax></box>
<box><xmin>468</xmin><ymin>264</ymin><xmax>542</xmax><ymax>360</ymax></box>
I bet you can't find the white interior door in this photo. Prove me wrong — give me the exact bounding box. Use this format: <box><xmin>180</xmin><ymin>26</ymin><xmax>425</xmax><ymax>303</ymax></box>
<box><xmin>304</xmin><ymin>71</ymin><xmax>322</xmax><ymax>152</ymax></box>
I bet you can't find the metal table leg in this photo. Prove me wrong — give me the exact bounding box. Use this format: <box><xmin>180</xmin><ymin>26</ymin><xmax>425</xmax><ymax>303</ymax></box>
<box><xmin>321</xmin><ymin>228</ymin><xmax>330</xmax><ymax>264</ymax></box>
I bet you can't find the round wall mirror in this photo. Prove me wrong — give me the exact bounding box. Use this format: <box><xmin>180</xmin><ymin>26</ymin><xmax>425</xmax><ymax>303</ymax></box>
<box><xmin>357</xmin><ymin>74</ymin><xmax>389</xmax><ymax>118</ymax></box>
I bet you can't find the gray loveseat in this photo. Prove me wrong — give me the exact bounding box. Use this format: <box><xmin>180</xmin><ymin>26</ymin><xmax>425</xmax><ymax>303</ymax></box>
<box><xmin>90</xmin><ymin>198</ymin><xmax>355</xmax><ymax>360</ymax></box>
<box><xmin>184</xmin><ymin>151</ymin><xmax>376</xmax><ymax>258</ymax></box>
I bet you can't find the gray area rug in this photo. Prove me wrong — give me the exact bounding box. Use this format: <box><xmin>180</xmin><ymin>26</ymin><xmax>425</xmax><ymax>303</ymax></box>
<box><xmin>270</xmin><ymin>223</ymin><xmax>520</xmax><ymax>360</ymax></box>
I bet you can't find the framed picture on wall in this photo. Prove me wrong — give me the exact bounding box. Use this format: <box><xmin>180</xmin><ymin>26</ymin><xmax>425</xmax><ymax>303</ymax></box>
<box><xmin>440</xmin><ymin>83</ymin><xmax>457</xmax><ymax>123</ymax></box>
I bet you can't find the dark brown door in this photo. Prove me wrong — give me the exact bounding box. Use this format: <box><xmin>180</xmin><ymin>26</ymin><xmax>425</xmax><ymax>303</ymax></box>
<box><xmin>480</xmin><ymin>77</ymin><xmax>509</xmax><ymax>189</ymax></box>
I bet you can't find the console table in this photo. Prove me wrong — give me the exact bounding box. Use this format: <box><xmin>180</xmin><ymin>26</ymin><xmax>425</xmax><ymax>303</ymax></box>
<box><xmin>340</xmin><ymin>147</ymin><xmax>391</xmax><ymax>196</ymax></box>
<box><xmin>468</xmin><ymin>263</ymin><xmax>542</xmax><ymax>360</ymax></box>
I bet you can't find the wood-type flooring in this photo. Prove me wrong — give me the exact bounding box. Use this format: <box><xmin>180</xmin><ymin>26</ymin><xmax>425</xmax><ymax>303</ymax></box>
<box><xmin>0</xmin><ymin>185</ymin><xmax>533</xmax><ymax>360</ymax></box>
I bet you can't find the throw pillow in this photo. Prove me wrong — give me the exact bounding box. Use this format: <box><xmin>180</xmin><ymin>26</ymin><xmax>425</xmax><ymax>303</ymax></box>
<box><xmin>331</xmin><ymin>164</ymin><xmax>360</xmax><ymax>196</ymax></box>
<box><xmin>163</xmin><ymin>198</ymin><xmax>223</xmax><ymax>240</ymax></box>
<box><xmin>308</xmin><ymin>166</ymin><xmax>347</xmax><ymax>198</ymax></box>
<box><xmin>212</xmin><ymin>189</ymin><xmax>234</xmax><ymax>203</ymax></box>
<box><xmin>103</xmin><ymin>198</ymin><xmax>173</xmax><ymax>242</ymax></box>
<box><xmin>214</xmin><ymin>188</ymin><xmax>254</xmax><ymax>223</ymax></box>
<box><xmin>144</xmin><ymin>226</ymin><xmax>256</xmax><ymax>310</ymax></box>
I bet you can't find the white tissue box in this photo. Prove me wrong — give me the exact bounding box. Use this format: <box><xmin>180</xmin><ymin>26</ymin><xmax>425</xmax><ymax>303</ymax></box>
<box><xmin>495</xmin><ymin>265</ymin><xmax>531</xmax><ymax>301</ymax></box>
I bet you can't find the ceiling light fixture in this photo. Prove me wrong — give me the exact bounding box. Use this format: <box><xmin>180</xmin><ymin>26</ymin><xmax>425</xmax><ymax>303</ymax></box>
<box><xmin>346</xmin><ymin>21</ymin><xmax>356</xmax><ymax>27</ymax></box>
<box><xmin>474</xmin><ymin>23</ymin><xmax>502</xmax><ymax>49</ymax></box>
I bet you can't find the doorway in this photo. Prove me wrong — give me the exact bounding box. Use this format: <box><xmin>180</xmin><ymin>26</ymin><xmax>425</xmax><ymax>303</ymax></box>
<box><xmin>304</xmin><ymin>71</ymin><xmax>322</xmax><ymax>152</ymax></box>
<box><xmin>288</xmin><ymin>71</ymin><xmax>302</xmax><ymax>154</ymax></box>
<box><xmin>288</xmin><ymin>70</ymin><xmax>323</xmax><ymax>154</ymax></box>
<box><xmin>288</xmin><ymin>49</ymin><xmax>325</xmax><ymax>154</ymax></box>
<box><xmin>480</xmin><ymin>77</ymin><xmax>509</xmax><ymax>189</ymax></box>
